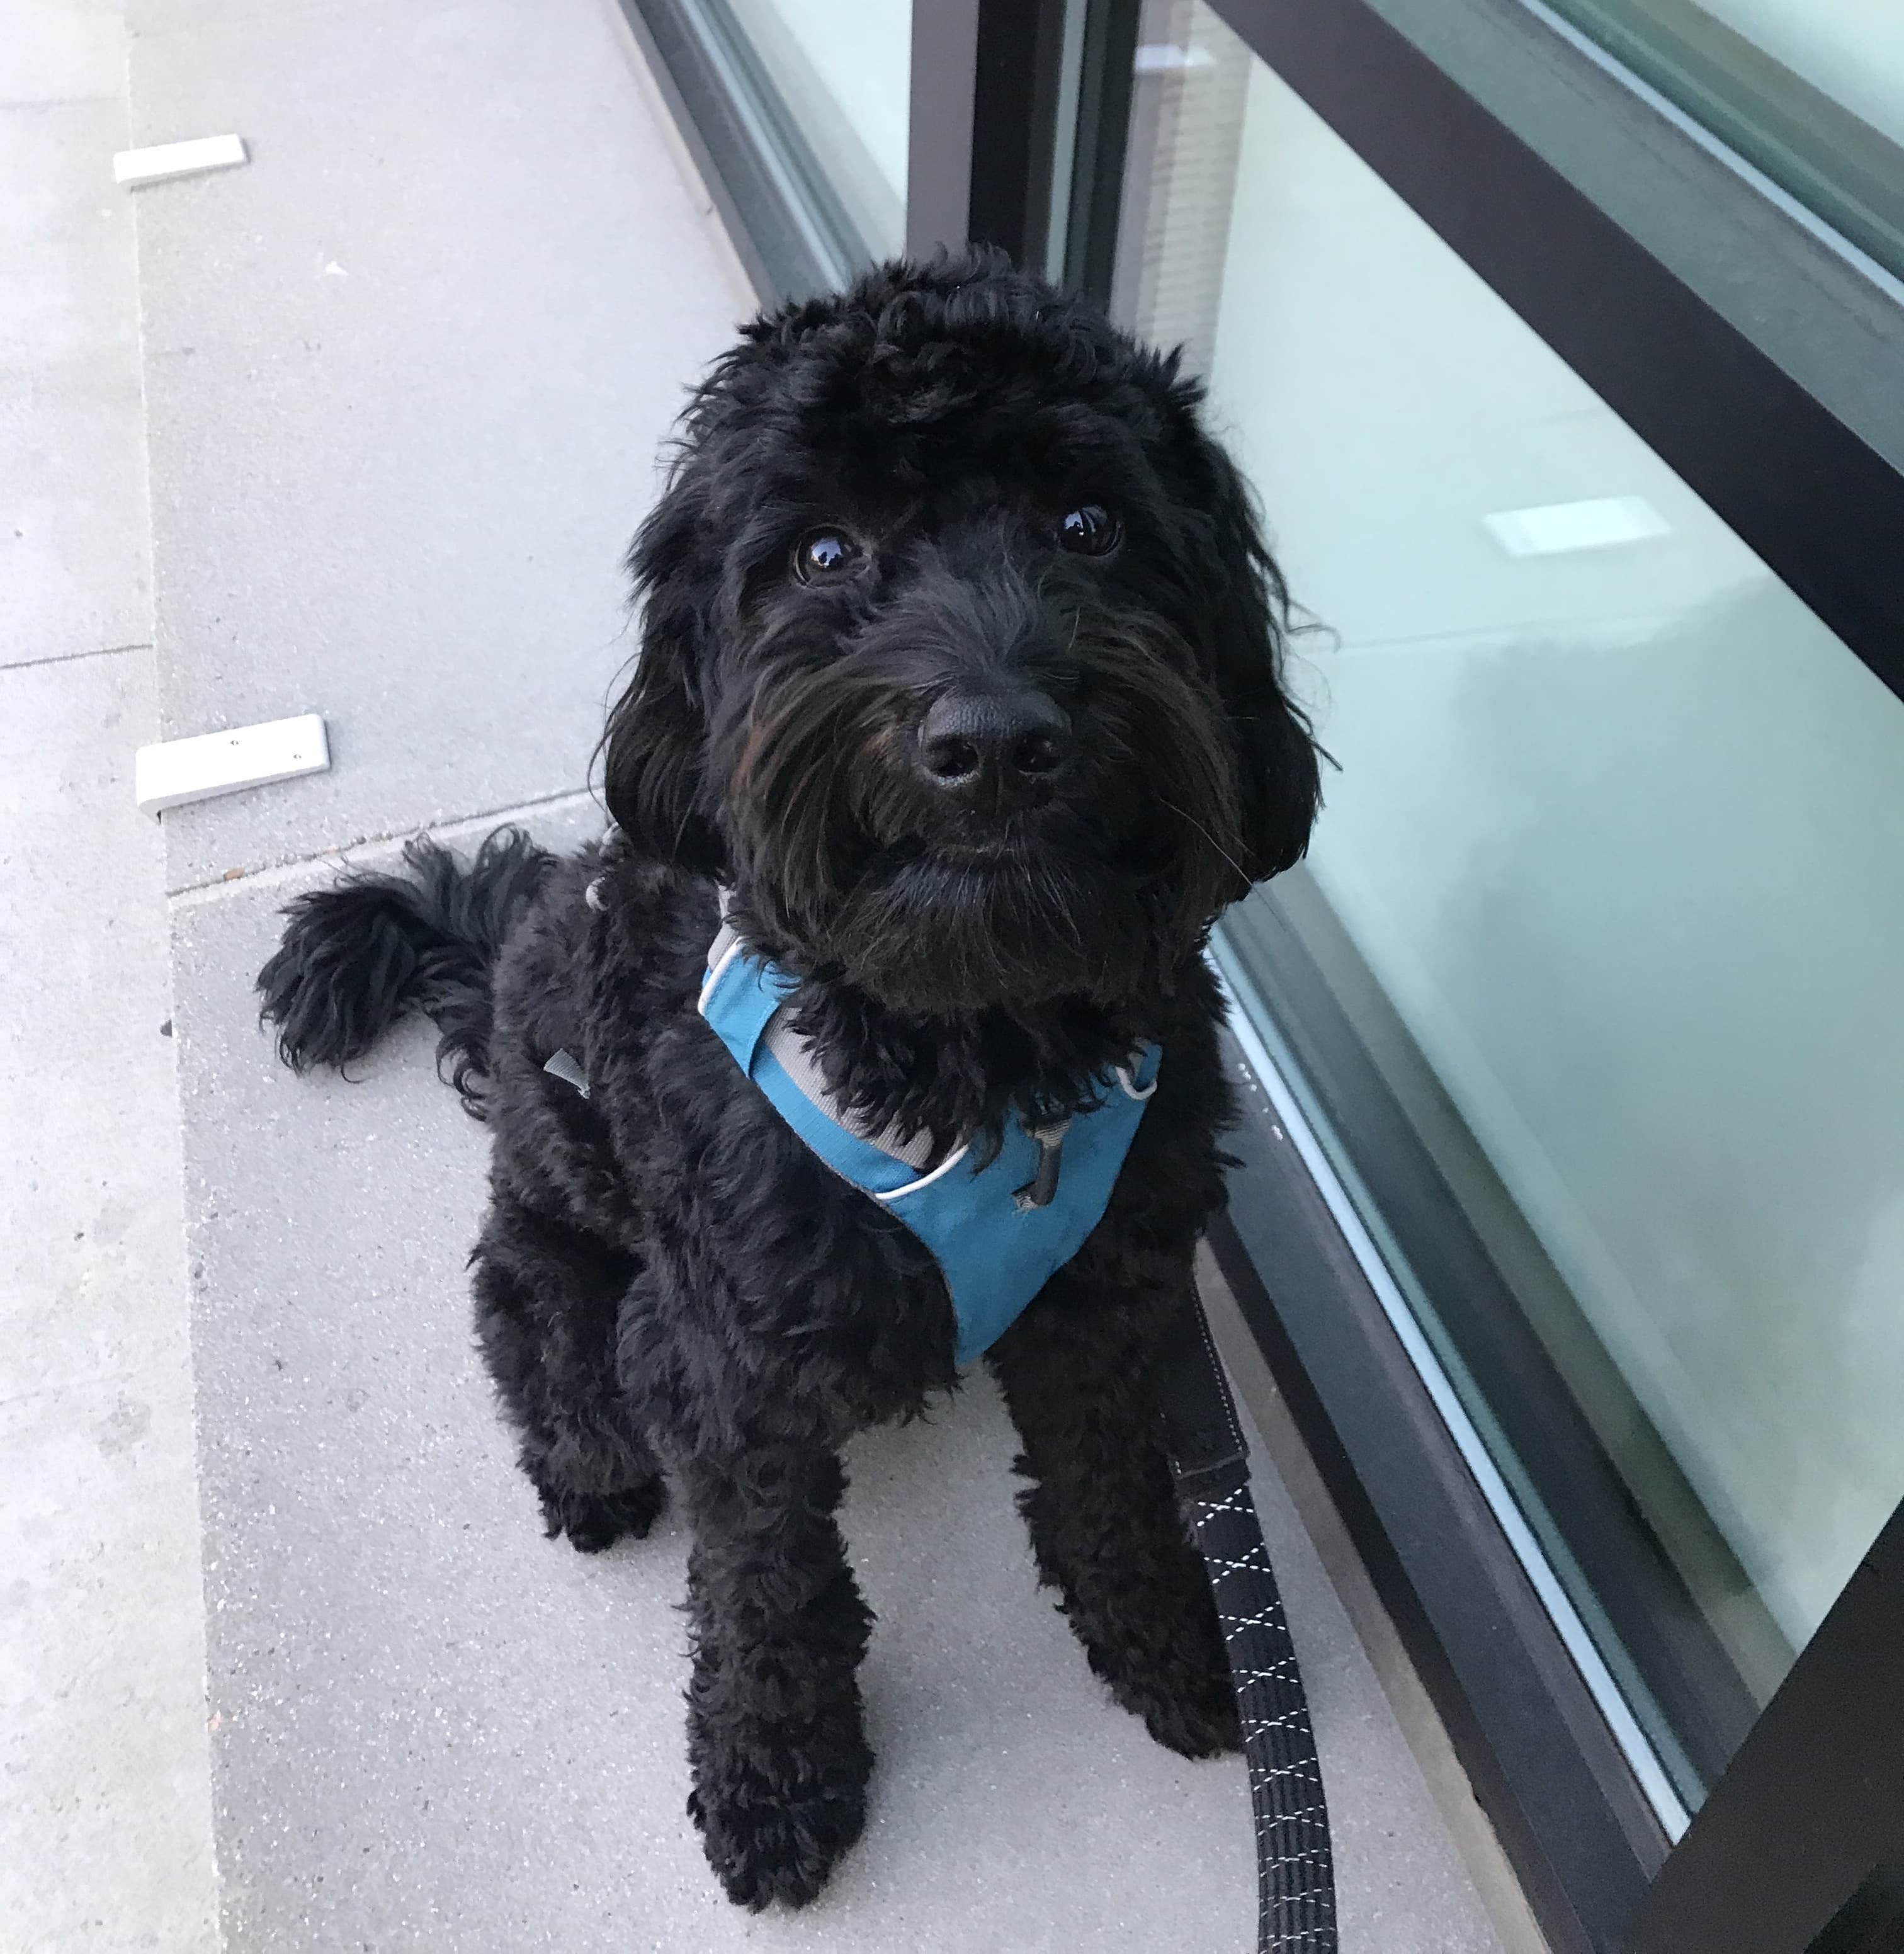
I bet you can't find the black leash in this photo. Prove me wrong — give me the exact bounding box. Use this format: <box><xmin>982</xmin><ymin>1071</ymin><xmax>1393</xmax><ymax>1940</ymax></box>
<box><xmin>1159</xmin><ymin>1284</ymin><xmax>1338</xmax><ymax>1953</ymax></box>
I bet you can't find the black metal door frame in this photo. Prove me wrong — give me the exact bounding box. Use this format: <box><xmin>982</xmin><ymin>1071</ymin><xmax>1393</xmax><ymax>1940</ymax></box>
<box><xmin>1628</xmin><ymin>1501</ymin><xmax>1904</xmax><ymax>1952</ymax></box>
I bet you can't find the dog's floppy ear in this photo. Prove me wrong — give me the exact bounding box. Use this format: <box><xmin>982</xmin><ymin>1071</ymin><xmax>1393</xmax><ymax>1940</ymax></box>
<box><xmin>600</xmin><ymin>479</ymin><xmax>728</xmax><ymax>877</ymax></box>
<box><xmin>1189</xmin><ymin>428</ymin><xmax>1321</xmax><ymax>881</ymax></box>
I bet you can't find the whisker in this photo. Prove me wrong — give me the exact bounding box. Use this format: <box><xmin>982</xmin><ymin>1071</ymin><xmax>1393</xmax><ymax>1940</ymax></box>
<box><xmin>1159</xmin><ymin>797</ymin><xmax>1250</xmax><ymax>887</ymax></box>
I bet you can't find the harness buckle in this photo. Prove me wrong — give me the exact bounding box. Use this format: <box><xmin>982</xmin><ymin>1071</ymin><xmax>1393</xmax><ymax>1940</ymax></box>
<box><xmin>1012</xmin><ymin>1118</ymin><xmax>1072</xmax><ymax>1212</ymax></box>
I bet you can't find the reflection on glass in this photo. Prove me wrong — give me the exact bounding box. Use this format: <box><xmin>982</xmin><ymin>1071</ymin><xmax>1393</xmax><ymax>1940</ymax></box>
<box><xmin>713</xmin><ymin>0</ymin><xmax>910</xmax><ymax>263</ymax></box>
<box><xmin>1540</xmin><ymin>0</ymin><xmax>1904</xmax><ymax>278</ymax></box>
<box><xmin>1116</xmin><ymin>0</ymin><xmax>1904</xmax><ymax>1812</ymax></box>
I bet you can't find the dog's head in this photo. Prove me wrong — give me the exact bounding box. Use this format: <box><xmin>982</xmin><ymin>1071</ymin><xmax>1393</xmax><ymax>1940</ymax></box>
<box><xmin>604</xmin><ymin>252</ymin><xmax>1318</xmax><ymax>1014</ymax></box>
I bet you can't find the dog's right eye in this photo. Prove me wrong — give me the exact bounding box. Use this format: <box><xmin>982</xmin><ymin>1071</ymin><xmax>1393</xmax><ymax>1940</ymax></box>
<box><xmin>1058</xmin><ymin>504</ymin><xmax>1121</xmax><ymax>556</ymax></box>
<box><xmin>792</xmin><ymin>529</ymin><xmax>861</xmax><ymax>584</ymax></box>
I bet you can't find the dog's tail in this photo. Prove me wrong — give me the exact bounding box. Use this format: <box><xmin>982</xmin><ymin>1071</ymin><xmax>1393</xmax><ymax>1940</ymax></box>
<box><xmin>257</xmin><ymin>827</ymin><xmax>553</xmax><ymax>1115</ymax></box>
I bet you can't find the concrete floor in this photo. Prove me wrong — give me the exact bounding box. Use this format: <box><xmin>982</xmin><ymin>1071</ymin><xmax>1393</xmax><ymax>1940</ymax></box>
<box><xmin>1</xmin><ymin>4</ymin><xmax>218</xmax><ymax>1947</ymax></box>
<box><xmin>5</xmin><ymin>0</ymin><xmax>1530</xmax><ymax>1945</ymax></box>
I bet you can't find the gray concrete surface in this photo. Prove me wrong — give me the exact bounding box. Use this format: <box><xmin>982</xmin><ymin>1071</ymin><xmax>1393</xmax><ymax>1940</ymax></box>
<box><xmin>128</xmin><ymin>0</ymin><xmax>747</xmax><ymax>895</ymax></box>
<box><xmin>0</xmin><ymin>653</ymin><xmax>220</xmax><ymax>1954</ymax></box>
<box><xmin>3</xmin><ymin>0</ymin><xmax>1528</xmax><ymax>1943</ymax></box>
<box><xmin>3</xmin><ymin>13</ymin><xmax>152</xmax><ymax>669</ymax></box>
<box><xmin>1</xmin><ymin>6</ymin><xmax>220</xmax><ymax>1945</ymax></box>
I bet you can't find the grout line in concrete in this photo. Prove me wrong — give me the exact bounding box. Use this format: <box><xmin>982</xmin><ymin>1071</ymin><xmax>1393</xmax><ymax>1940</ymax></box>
<box><xmin>124</xmin><ymin>0</ymin><xmax>393</xmax><ymax>53</ymax></box>
<box><xmin>2</xmin><ymin>641</ymin><xmax>154</xmax><ymax>676</ymax></box>
<box><xmin>166</xmin><ymin>783</ymin><xmax>603</xmax><ymax>908</ymax></box>
<box><xmin>0</xmin><ymin>94</ymin><xmax>128</xmax><ymax>113</ymax></box>
<box><xmin>0</xmin><ymin>1360</ymin><xmax>176</xmax><ymax>1417</ymax></box>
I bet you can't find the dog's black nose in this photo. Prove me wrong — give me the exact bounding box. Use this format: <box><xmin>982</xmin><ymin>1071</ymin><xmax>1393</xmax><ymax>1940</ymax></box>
<box><xmin>917</xmin><ymin>686</ymin><xmax>1072</xmax><ymax>799</ymax></box>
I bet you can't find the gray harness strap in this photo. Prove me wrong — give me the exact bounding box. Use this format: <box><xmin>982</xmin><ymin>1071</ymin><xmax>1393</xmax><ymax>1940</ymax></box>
<box><xmin>553</xmin><ymin>877</ymin><xmax>1121</xmax><ymax>1206</ymax></box>
<box><xmin>554</xmin><ymin>867</ymin><xmax>1147</xmax><ymax>1227</ymax></box>
<box><xmin>542</xmin><ymin>1048</ymin><xmax>589</xmax><ymax>1098</ymax></box>
<box><xmin>538</xmin><ymin>913</ymin><xmax>935</xmax><ymax>1169</ymax></box>
<box><xmin>705</xmin><ymin>917</ymin><xmax>941</xmax><ymax>1171</ymax></box>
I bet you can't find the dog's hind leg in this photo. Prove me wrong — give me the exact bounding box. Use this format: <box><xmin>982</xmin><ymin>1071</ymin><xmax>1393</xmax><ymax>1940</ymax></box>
<box><xmin>470</xmin><ymin>1195</ymin><xmax>666</xmax><ymax>1552</ymax></box>
<box><xmin>676</xmin><ymin>1443</ymin><xmax>873</xmax><ymax>1911</ymax></box>
<box><xmin>989</xmin><ymin>1273</ymin><xmax>1242</xmax><ymax>1760</ymax></box>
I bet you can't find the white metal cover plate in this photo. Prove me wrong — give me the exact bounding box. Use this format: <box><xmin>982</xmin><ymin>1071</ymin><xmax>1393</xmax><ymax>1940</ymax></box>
<box><xmin>135</xmin><ymin>714</ymin><xmax>330</xmax><ymax>815</ymax></box>
<box><xmin>113</xmin><ymin>134</ymin><xmax>248</xmax><ymax>186</ymax></box>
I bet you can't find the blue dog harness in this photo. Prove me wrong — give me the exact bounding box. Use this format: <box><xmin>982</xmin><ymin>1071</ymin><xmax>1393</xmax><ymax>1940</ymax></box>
<box><xmin>692</xmin><ymin>921</ymin><xmax>1160</xmax><ymax>1364</ymax></box>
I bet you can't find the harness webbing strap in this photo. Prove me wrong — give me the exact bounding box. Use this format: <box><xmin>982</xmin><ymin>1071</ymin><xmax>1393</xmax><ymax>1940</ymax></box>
<box><xmin>704</xmin><ymin>917</ymin><xmax>943</xmax><ymax>1170</ymax></box>
<box><xmin>1160</xmin><ymin>1287</ymin><xmax>1338</xmax><ymax>1954</ymax></box>
<box><xmin>696</xmin><ymin>925</ymin><xmax>1162</xmax><ymax>1366</ymax></box>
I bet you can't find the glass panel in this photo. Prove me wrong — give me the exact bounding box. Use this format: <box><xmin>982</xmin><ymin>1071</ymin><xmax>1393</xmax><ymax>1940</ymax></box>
<box><xmin>696</xmin><ymin>0</ymin><xmax>910</xmax><ymax>264</ymax></box>
<box><xmin>1115</xmin><ymin>0</ymin><xmax>1904</xmax><ymax>1812</ymax></box>
<box><xmin>1539</xmin><ymin>0</ymin><xmax>1904</xmax><ymax>279</ymax></box>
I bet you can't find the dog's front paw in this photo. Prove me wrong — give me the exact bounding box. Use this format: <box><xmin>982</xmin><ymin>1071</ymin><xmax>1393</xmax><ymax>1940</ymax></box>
<box><xmin>1111</xmin><ymin>1652</ymin><xmax>1242</xmax><ymax>1759</ymax></box>
<box><xmin>688</xmin><ymin>1727</ymin><xmax>870</xmax><ymax>1909</ymax></box>
<box><xmin>1088</xmin><ymin>1611</ymin><xmax>1242</xmax><ymax>1759</ymax></box>
<box><xmin>536</xmin><ymin>1477</ymin><xmax>667</xmax><ymax>1553</ymax></box>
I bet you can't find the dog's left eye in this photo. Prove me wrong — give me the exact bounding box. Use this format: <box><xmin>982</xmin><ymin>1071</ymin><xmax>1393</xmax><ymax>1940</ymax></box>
<box><xmin>1058</xmin><ymin>504</ymin><xmax>1121</xmax><ymax>556</ymax></box>
<box><xmin>792</xmin><ymin>529</ymin><xmax>862</xmax><ymax>584</ymax></box>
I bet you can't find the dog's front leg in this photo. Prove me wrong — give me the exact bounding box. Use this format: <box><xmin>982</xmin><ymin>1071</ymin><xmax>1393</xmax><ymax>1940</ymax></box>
<box><xmin>990</xmin><ymin>1276</ymin><xmax>1242</xmax><ymax>1760</ymax></box>
<box><xmin>678</xmin><ymin>1443</ymin><xmax>874</xmax><ymax>1910</ymax></box>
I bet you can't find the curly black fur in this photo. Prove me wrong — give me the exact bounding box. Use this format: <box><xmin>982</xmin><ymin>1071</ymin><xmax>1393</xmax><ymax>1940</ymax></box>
<box><xmin>258</xmin><ymin>826</ymin><xmax>552</xmax><ymax>1111</ymax></box>
<box><xmin>258</xmin><ymin>252</ymin><xmax>1318</xmax><ymax>1911</ymax></box>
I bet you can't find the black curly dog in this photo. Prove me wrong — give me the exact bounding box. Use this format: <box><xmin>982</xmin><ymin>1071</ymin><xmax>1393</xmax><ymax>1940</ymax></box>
<box><xmin>259</xmin><ymin>252</ymin><xmax>1319</xmax><ymax>1911</ymax></box>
